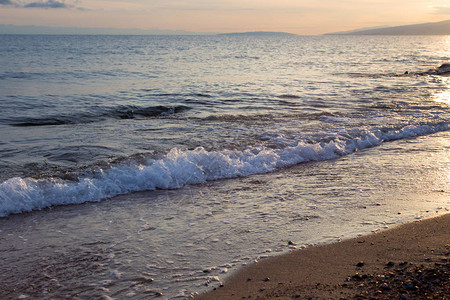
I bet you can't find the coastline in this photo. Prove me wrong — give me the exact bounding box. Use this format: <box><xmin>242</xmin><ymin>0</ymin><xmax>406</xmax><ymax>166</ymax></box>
<box><xmin>197</xmin><ymin>213</ymin><xmax>450</xmax><ymax>299</ymax></box>
<box><xmin>0</xmin><ymin>35</ymin><xmax>449</xmax><ymax>300</ymax></box>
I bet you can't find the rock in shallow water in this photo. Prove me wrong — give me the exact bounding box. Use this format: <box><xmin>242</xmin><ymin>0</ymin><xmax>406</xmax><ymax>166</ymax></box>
<box><xmin>437</xmin><ymin>63</ymin><xmax>450</xmax><ymax>74</ymax></box>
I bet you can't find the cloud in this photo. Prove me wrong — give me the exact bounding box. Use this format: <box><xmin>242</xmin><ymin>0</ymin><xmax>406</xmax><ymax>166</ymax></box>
<box><xmin>23</xmin><ymin>0</ymin><xmax>69</xmax><ymax>8</ymax></box>
<box><xmin>433</xmin><ymin>6</ymin><xmax>450</xmax><ymax>14</ymax></box>
<box><xmin>0</xmin><ymin>0</ymin><xmax>83</xmax><ymax>9</ymax></box>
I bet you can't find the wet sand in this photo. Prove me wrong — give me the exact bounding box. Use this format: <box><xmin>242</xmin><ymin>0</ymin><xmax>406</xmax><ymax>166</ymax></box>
<box><xmin>0</xmin><ymin>131</ymin><xmax>448</xmax><ymax>299</ymax></box>
<box><xmin>197</xmin><ymin>213</ymin><xmax>450</xmax><ymax>299</ymax></box>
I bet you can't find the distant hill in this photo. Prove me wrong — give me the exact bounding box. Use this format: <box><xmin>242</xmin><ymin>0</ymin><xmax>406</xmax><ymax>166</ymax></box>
<box><xmin>0</xmin><ymin>24</ymin><xmax>211</xmax><ymax>35</ymax></box>
<box><xmin>327</xmin><ymin>19</ymin><xmax>450</xmax><ymax>35</ymax></box>
<box><xmin>218</xmin><ymin>31</ymin><xmax>297</xmax><ymax>36</ymax></box>
<box><xmin>0</xmin><ymin>25</ymin><xmax>299</xmax><ymax>36</ymax></box>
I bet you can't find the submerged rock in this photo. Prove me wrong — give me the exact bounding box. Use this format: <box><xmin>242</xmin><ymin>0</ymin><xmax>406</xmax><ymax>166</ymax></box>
<box><xmin>403</xmin><ymin>63</ymin><xmax>450</xmax><ymax>76</ymax></box>
<box><xmin>436</xmin><ymin>63</ymin><xmax>450</xmax><ymax>74</ymax></box>
<box><xmin>411</xmin><ymin>63</ymin><xmax>450</xmax><ymax>76</ymax></box>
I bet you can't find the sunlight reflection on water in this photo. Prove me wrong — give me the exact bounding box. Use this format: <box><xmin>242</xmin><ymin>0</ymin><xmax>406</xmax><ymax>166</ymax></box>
<box><xmin>433</xmin><ymin>77</ymin><xmax>450</xmax><ymax>105</ymax></box>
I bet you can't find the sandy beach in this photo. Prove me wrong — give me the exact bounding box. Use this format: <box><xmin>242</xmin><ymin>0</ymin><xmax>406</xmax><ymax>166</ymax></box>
<box><xmin>197</xmin><ymin>213</ymin><xmax>450</xmax><ymax>299</ymax></box>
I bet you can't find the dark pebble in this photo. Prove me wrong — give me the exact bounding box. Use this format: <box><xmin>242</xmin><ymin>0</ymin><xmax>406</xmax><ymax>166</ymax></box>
<box><xmin>404</xmin><ymin>280</ymin><xmax>415</xmax><ymax>290</ymax></box>
<box><xmin>386</xmin><ymin>261</ymin><xmax>395</xmax><ymax>267</ymax></box>
<box><xmin>356</xmin><ymin>261</ymin><xmax>365</xmax><ymax>267</ymax></box>
<box><xmin>352</xmin><ymin>274</ymin><xmax>364</xmax><ymax>281</ymax></box>
<box><xmin>340</xmin><ymin>260</ymin><xmax>449</xmax><ymax>298</ymax></box>
<box><xmin>380</xmin><ymin>282</ymin><xmax>391</xmax><ymax>290</ymax></box>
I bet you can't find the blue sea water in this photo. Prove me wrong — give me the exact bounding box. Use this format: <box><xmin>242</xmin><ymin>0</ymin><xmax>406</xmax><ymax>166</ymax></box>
<box><xmin>0</xmin><ymin>35</ymin><xmax>449</xmax><ymax>215</ymax></box>
<box><xmin>0</xmin><ymin>35</ymin><xmax>449</xmax><ymax>298</ymax></box>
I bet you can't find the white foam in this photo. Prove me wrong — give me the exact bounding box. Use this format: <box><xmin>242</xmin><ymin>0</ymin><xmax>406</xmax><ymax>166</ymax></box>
<box><xmin>0</xmin><ymin>123</ymin><xmax>448</xmax><ymax>217</ymax></box>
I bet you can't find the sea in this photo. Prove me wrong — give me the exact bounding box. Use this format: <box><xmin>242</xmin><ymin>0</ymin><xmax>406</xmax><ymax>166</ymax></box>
<box><xmin>0</xmin><ymin>34</ymin><xmax>449</xmax><ymax>299</ymax></box>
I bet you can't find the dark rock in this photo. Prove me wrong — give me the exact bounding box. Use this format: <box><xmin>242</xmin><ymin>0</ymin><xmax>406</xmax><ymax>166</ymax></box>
<box><xmin>352</xmin><ymin>274</ymin><xmax>364</xmax><ymax>281</ymax></box>
<box><xmin>380</xmin><ymin>282</ymin><xmax>391</xmax><ymax>290</ymax></box>
<box><xmin>412</xmin><ymin>63</ymin><xmax>450</xmax><ymax>76</ymax></box>
<box><xmin>356</xmin><ymin>261</ymin><xmax>365</xmax><ymax>267</ymax></box>
<box><xmin>437</xmin><ymin>63</ymin><xmax>450</xmax><ymax>74</ymax></box>
<box><xmin>404</xmin><ymin>280</ymin><xmax>415</xmax><ymax>290</ymax></box>
<box><xmin>386</xmin><ymin>261</ymin><xmax>395</xmax><ymax>267</ymax></box>
<box><xmin>340</xmin><ymin>260</ymin><xmax>449</xmax><ymax>298</ymax></box>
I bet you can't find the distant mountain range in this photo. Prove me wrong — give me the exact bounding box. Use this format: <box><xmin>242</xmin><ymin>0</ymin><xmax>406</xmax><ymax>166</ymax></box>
<box><xmin>327</xmin><ymin>19</ymin><xmax>450</xmax><ymax>35</ymax></box>
<box><xmin>218</xmin><ymin>31</ymin><xmax>297</xmax><ymax>36</ymax></box>
<box><xmin>0</xmin><ymin>25</ymin><xmax>298</xmax><ymax>36</ymax></box>
<box><xmin>2</xmin><ymin>20</ymin><xmax>449</xmax><ymax>36</ymax></box>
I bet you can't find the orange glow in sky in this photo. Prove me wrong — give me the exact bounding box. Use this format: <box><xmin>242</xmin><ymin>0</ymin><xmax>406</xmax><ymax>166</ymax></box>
<box><xmin>0</xmin><ymin>0</ymin><xmax>449</xmax><ymax>34</ymax></box>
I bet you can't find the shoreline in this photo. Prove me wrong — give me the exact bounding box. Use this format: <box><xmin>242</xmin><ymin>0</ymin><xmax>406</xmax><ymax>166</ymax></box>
<box><xmin>197</xmin><ymin>213</ymin><xmax>450</xmax><ymax>299</ymax></box>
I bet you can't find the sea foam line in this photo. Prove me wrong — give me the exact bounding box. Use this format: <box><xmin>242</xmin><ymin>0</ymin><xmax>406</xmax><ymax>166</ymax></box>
<box><xmin>0</xmin><ymin>123</ymin><xmax>448</xmax><ymax>217</ymax></box>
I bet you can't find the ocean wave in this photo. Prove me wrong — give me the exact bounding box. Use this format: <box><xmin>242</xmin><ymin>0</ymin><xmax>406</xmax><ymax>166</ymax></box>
<box><xmin>278</xmin><ymin>94</ymin><xmax>301</xmax><ymax>99</ymax></box>
<box><xmin>0</xmin><ymin>71</ymin><xmax>46</xmax><ymax>80</ymax></box>
<box><xmin>0</xmin><ymin>122</ymin><xmax>448</xmax><ymax>217</ymax></box>
<box><xmin>8</xmin><ymin>105</ymin><xmax>192</xmax><ymax>127</ymax></box>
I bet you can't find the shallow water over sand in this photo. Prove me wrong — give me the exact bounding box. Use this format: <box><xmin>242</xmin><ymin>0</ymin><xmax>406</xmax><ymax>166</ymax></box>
<box><xmin>0</xmin><ymin>131</ymin><xmax>448</xmax><ymax>299</ymax></box>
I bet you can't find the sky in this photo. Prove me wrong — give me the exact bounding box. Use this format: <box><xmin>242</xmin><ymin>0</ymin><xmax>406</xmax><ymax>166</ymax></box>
<box><xmin>0</xmin><ymin>0</ymin><xmax>450</xmax><ymax>35</ymax></box>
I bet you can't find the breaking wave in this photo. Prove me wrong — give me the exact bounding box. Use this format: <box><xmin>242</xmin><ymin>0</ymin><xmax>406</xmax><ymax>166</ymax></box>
<box><xmin>8</xmin><ymin>105</ymin><xmax>192</xmax><ymax>127</ymax></box>
<box><xmin>0</xmin><ymin>122</ymin><xmax>448</xmax><ymax>217</ymax></box>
